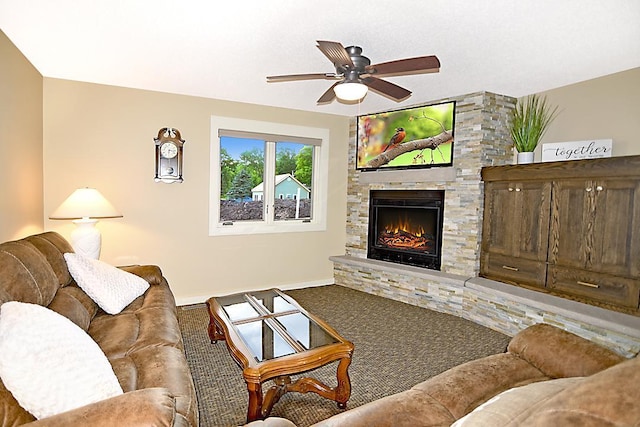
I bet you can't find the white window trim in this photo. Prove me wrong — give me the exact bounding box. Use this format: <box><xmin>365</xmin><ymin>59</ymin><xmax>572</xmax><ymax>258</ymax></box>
<box><xmin>209</xmin><ymin>115</ymin><xmax>330</xmax><ymax>236</ymax></box>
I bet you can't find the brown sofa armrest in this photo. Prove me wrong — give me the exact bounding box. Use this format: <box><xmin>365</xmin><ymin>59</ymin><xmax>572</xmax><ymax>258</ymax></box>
<box><xmin>411</xmin><ymin>352</ymin><xmax>549</xmax><ymax>420</ymax></box>
<box><xmin>26</xmin><ymin>388</ymin><xmax>188</xmax><ymax>427</ymax></box>
<box><xmin>507</xmin><ymin>323</ymin><xmax>625</xmax><ymax>378</ymax></box>
<box><xmin>118</xmin><ymin>265</ymin><xmax>164</xmax><ymax>286</ymax></box>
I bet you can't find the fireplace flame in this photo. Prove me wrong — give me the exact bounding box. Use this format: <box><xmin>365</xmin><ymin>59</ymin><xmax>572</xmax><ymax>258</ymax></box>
<box><xmin>378</xmin><ymin>215</ymin><xmax>432</xmax><ymax>252</ymax></box>
<box><xmin>384</xmin><ymin>218</ymin><xmax>425</xmax><ymax>237</ymax></box>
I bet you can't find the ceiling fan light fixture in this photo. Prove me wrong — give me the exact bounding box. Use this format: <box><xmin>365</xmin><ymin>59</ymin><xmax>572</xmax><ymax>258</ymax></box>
<box><xmin>334</xmin><ymin>82</ymin><xmax>368</xmax><ymax>101</ymax></box>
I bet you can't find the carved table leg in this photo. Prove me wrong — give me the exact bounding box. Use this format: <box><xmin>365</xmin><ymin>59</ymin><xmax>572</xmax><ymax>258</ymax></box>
<box><xmin>246</xmin><ymin>381</ymin><xmax>264</xmax><ymax>422</ymax></box>
<box><xmin>206</xmin><ymin>301</ymin><xmax>226</xmax><ymax>343</ymax></box>
<box><xmin>262</xmin><ymin>376</ymin><xmax>291</xmax><ymax>418</ymax></box>
<box><xmin>335</xmin><ymin>356</ymin><xmax>352</xmax><ymax>409</ymax></box>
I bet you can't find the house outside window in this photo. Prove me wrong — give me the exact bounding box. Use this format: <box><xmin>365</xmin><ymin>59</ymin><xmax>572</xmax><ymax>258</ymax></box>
<box><xmin>209</xmin><ymin>116</ymin><xmax>329</xmax><ymax>236</ymax></box>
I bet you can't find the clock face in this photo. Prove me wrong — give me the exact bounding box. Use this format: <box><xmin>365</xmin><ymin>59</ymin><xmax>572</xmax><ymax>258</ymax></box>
<box><xmin>160</xmin><ymin>142</ymin><xmax>178</xmax><ymax>159</ymax></box>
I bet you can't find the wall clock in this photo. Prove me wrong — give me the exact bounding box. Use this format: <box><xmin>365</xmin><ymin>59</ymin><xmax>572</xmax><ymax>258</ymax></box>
<box><xmin>154</xmin><ymin>127</ymin><xmax>185</xmax><ymax>183</ymax></box>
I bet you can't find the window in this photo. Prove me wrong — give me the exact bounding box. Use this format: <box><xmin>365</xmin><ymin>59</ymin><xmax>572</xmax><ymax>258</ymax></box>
<box><xmin>210</xmin><ymin>116</ymin><xmax>329</xmax><ymax>236</ymax></box>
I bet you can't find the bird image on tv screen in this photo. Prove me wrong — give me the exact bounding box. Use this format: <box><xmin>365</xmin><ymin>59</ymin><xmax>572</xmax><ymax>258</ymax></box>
<box><xmin>356</xmin><ymin>101</ymin><xmax>455</xmax><ymax>171</ymax></box>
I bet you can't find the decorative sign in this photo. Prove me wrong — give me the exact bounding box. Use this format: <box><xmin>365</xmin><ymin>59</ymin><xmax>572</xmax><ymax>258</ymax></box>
<box><xmin>541</xmin><ymin>139</ymin><xmax>612</xmax><ymax>162</ymax></box>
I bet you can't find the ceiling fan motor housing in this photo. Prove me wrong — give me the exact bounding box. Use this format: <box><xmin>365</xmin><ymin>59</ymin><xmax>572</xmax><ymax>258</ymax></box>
<box><xmin>338</xmin><ymin>46</ymin><xmax>370</xmax><ymax>77</ymax></box>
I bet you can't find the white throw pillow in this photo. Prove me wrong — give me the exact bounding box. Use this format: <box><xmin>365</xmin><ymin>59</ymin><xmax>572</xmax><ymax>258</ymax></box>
<box><xmin>64</xmin><ymin>252</ymin><xmax>150</xmax><ymax>314</ymax></box>
<box><xmin>0</xmin><ymin>301</ymin><xmax>123</xmax><ymax>419</ymax></box>
<box><xmin>452</xmin><ymin>377</ymin><xmax>584</xmax><ymax>426</ymax></box>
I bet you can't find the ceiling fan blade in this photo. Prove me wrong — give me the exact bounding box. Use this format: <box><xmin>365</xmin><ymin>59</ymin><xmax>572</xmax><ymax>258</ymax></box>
<box><xmin>267</xmin><ymin>73</ymin><xmax>339</xmax><ymax>82</ymax></box>
<box><xmin>362</xmin><ymin>76</ymin><xmax>411</xmax><ymax>101</ymax></box>
<box><xmin>365</xmin><ymin>55</ymin><xmax>440</xmax><ymax>77</ymax></box>
<box><xmin>317</xmin><ymin>82</ymin><xmax>339</xmax><ymax>104</ymax></box>
<box><xmin>316</xmin><ymin>40</ymin><xmax>354</xmax><ymax>68</ymax></box>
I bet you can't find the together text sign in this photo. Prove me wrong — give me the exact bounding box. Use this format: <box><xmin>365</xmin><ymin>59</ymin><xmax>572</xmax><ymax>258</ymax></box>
<box><xmin>541</xmin><ymin>139</ymin><xmax>612</xmax><ymax>162</ymax></box>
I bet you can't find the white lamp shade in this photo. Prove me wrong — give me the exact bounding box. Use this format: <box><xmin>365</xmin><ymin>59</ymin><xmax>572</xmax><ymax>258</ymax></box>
<box><xmin>333</xmin><ymin>82</ymin><xmax>368</xmax><ymax>101</ymax></box>
<box><xmin>49</xmin><ymin>188</ymin><xmax>122</xmax><ymax>220</ymax></box>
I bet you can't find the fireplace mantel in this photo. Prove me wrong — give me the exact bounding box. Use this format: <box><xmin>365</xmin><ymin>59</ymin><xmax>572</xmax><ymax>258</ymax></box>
<box><xmin>358</xmin><ymin>167</ymin><xmax>457</xmax><ymax>184</ymax></box>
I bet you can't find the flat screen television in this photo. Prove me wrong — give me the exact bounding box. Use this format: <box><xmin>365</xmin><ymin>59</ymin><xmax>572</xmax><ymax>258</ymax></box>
<box><xmin>356</xmin><ymin>100</ymin><xmax>456</xmax><ymax>171</ymax></box>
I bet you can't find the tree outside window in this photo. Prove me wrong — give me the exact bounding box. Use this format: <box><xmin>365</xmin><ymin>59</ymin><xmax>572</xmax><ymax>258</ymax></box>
<box><xmin>219</xmin><ymin>136</ymin><xmax>314</xmax><ymax>223</ymax></box>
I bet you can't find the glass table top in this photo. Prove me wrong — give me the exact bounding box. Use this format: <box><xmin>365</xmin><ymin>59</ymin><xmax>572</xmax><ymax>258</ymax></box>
<box><xmin>216</xmin><ymin>289</ymin><xmax>339</xmax><ymax>362</ymax></box>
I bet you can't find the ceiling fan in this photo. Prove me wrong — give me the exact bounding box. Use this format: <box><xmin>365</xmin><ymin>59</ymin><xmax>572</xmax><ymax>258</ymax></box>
<box><xmin>266</xmin><ymin>40</ymin><xmax>440</xmax><ymax>104</ymax></box>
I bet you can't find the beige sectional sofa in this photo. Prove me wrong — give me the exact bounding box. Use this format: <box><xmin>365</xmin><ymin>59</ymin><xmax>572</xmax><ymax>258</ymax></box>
<box><xmin>0</xmin><ymin>232</ymin><xmax>198</xmax><ymax>426</ymax></box>
<box><xmin>249</xmin><ymin>323</ymin><xmax>639</xmax><ymax>426</ymax></box>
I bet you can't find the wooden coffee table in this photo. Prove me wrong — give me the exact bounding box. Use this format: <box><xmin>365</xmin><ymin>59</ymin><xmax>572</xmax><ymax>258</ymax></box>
<box><xmin>206</xmin><ymin>288</ymin><xmax>354</xmax><ymax>422</ymax></box>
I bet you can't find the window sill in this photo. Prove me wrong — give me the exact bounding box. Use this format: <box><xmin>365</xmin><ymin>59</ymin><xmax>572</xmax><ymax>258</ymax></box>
<box><xmin>209</xmin><ymin>219</ymin><xmax>326</xmax><ymax>236</ymax></box>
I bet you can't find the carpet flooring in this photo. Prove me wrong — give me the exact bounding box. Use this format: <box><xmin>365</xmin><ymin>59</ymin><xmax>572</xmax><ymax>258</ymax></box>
<box><xmin>177</xmin><ymin>285</ymin><xmax>511</xmax><ymax>427</ymax></box>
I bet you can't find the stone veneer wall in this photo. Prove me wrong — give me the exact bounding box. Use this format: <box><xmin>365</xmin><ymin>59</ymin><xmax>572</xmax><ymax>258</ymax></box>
<box><xmin>333</xmin><ymin>91</ymin><xmax>640</xmax><ymax>356</ymax></box>
<box><xmin>345</xmin><ymin>92</ymin><xmax>514</xmax><ymax>276</ymax></box>
<box><xmin>332</xmin><ymin>255</ymin><xmax>640</xmax><ymax>357</ymax></box>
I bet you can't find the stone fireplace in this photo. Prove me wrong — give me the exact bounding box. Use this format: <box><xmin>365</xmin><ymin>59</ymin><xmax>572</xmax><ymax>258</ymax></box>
<box><xmin>340</xmin><ymin>92</ymin><xmax>514</xmax><ymax>276</ymax></box>
<box><xmin>330</xmin><ymin>91</ymin><xmax>640</xmax><ymax>357</ymax></box>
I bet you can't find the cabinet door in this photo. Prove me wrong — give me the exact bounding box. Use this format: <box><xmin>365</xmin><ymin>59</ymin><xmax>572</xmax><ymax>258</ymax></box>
<box><xmin>548</xmin><ymin>179</ymin><xmax>592</xmax><ymax>269</ymax></box>
<box><xmin>591</xmin><ymin>178</ymin><xmax>640</xmax><ymax>277</ymax></box>
<box><xmin>550</xmin><ymin>178</ymin><xmax>640</xmax><ymax>277</ymax></box>
<box><xmin>481</xmin><ymin>181</ymin><xmax>551</xmax><ymax>286</ymax></box>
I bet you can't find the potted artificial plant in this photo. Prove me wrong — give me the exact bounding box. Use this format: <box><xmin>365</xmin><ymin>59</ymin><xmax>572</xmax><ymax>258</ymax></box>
<box><xmin>509</xmin><ymin>94</ymin><xmax>559</xmax><ymax>164</ymax></box>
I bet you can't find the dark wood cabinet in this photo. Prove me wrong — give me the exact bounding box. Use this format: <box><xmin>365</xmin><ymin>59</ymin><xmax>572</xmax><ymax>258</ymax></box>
<box><xmin>480</xmin><ymin>180</ymin><xmax>551</xmax><ymax>288</ymax></box>
<box><xmin>481</xmin><ymin>155</ymin><xmax>640</xmax><ymax>314</ymax></box>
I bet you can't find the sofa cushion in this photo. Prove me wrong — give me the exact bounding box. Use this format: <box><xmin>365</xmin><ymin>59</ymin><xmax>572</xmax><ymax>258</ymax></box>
<box><xmin>451</xmin><ymin>377</ymin><xmax>584</xmax><ymax>426</ymax></box>
<box><xmin>64</xmin><ymin>252</ymin><xmax>149</xmax><ymax>315</ymax></box>
<box><xmin>47</xmin><ymin>283</ymin><xmax>99</xmax><ymax>331</ymax></box>
<box><xmin>89</xmin><ymin>281</ymin><xmax>198</xmax><ymax>424</ymax></box>
<box><xmin>0</xmin><ymin>241</ymin><xmax>59</xmax><ymax>306</ymax></box>
<box><xmin>0</xmin><ymin>301</ymin><xmax>123</xmax><ymax>419</ymax></box>
<box><xmin>21</xmin><ymin>232</ymin><xmax>74</xmax><ymax>287</ymax></box>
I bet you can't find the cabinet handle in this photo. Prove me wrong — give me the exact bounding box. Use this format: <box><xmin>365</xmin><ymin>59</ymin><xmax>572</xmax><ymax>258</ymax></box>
<box><xmin>596</xmin><ymin>185</ymin><xmax>603</xmax><ymax>191</ymax></box>
<box><xmin>508</xmin><ymin>187</ymin><xmax>514</xmax><ymax>192</ymax></box>
<box><xmin>586</xmin><ymin>187</ymin><xmax>593</xmax><ymax>192</ymax></box>
<box><xmin>576</xmin><ymin>281</ymin><xmax>600</xmax><ymax>289</ymax></box>
<box><xmin>502</xmin><ymin>265</ymin><xmax>519</xmax><ymax>271</ymax></box>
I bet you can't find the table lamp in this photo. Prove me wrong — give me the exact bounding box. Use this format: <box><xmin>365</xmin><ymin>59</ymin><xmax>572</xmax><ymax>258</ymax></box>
<box><xmin>49</xmin><ymin>187</ymin><xmax>123</xmax><ymax>259</ymax></box>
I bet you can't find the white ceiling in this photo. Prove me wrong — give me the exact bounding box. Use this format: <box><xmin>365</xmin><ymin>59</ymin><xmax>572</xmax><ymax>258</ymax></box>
<box><xmin>1</xmin><ymin>0</ymin><xmax>639</xmax><ymax>117</ymax></box>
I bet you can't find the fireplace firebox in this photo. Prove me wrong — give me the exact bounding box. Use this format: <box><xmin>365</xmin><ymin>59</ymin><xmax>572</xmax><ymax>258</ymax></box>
<box><xmin>368</xmin><ymin>190</ymin><xmax>445</xmax><ymax>270</ymax></box>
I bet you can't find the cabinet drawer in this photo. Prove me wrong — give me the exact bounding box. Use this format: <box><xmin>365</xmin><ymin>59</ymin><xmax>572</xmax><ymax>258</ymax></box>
<box><xmin>480</xmin><ymin>253</ymin><xmax>547</xmax><ymax>288</ymax></box>
<box><xmin>547</xmin><ymin>267</ymin><xmax>640</xmax><ymax>308</ymax></box>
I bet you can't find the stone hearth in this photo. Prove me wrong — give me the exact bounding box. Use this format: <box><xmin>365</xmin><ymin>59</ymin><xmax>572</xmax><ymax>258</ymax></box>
<box><xmin>332</xmin><ymin>91</ymin><xmax>640</xmax><ymax>356</ymax></box>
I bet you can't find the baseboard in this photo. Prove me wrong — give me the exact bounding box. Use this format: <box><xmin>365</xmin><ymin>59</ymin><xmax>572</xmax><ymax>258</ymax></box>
<box><xmin>175</xmin><ymin>277</ymin><xmax>335</xmax><ymax>307</ymax></box>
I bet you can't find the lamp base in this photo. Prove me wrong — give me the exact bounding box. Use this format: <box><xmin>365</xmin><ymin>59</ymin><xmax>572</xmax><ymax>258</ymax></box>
<box><xmin>70</xmin><ymin>219</ymin><xmax>102</xmax><ymax>259</ymax></box>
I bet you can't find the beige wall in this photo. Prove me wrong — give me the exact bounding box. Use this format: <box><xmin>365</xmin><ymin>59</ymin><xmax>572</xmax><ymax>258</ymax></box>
<box><xmin>5</xmin><ymin>25</ymin><xmax>637</xmax><ymax>304</ymax></box>
<box><xmin>533</xmin><ymin>67</ymin><xmax>640</xmax><ymax>159</ymax></box>
<box><xmin>43</xmin><ymin>79</ymin><xmax>350</xmax><ymax>303</ymax></box>
<box><xmin>0</xmin><ymin>31</ymin><xmax>43</xmax><ymax>241</ymax></box>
